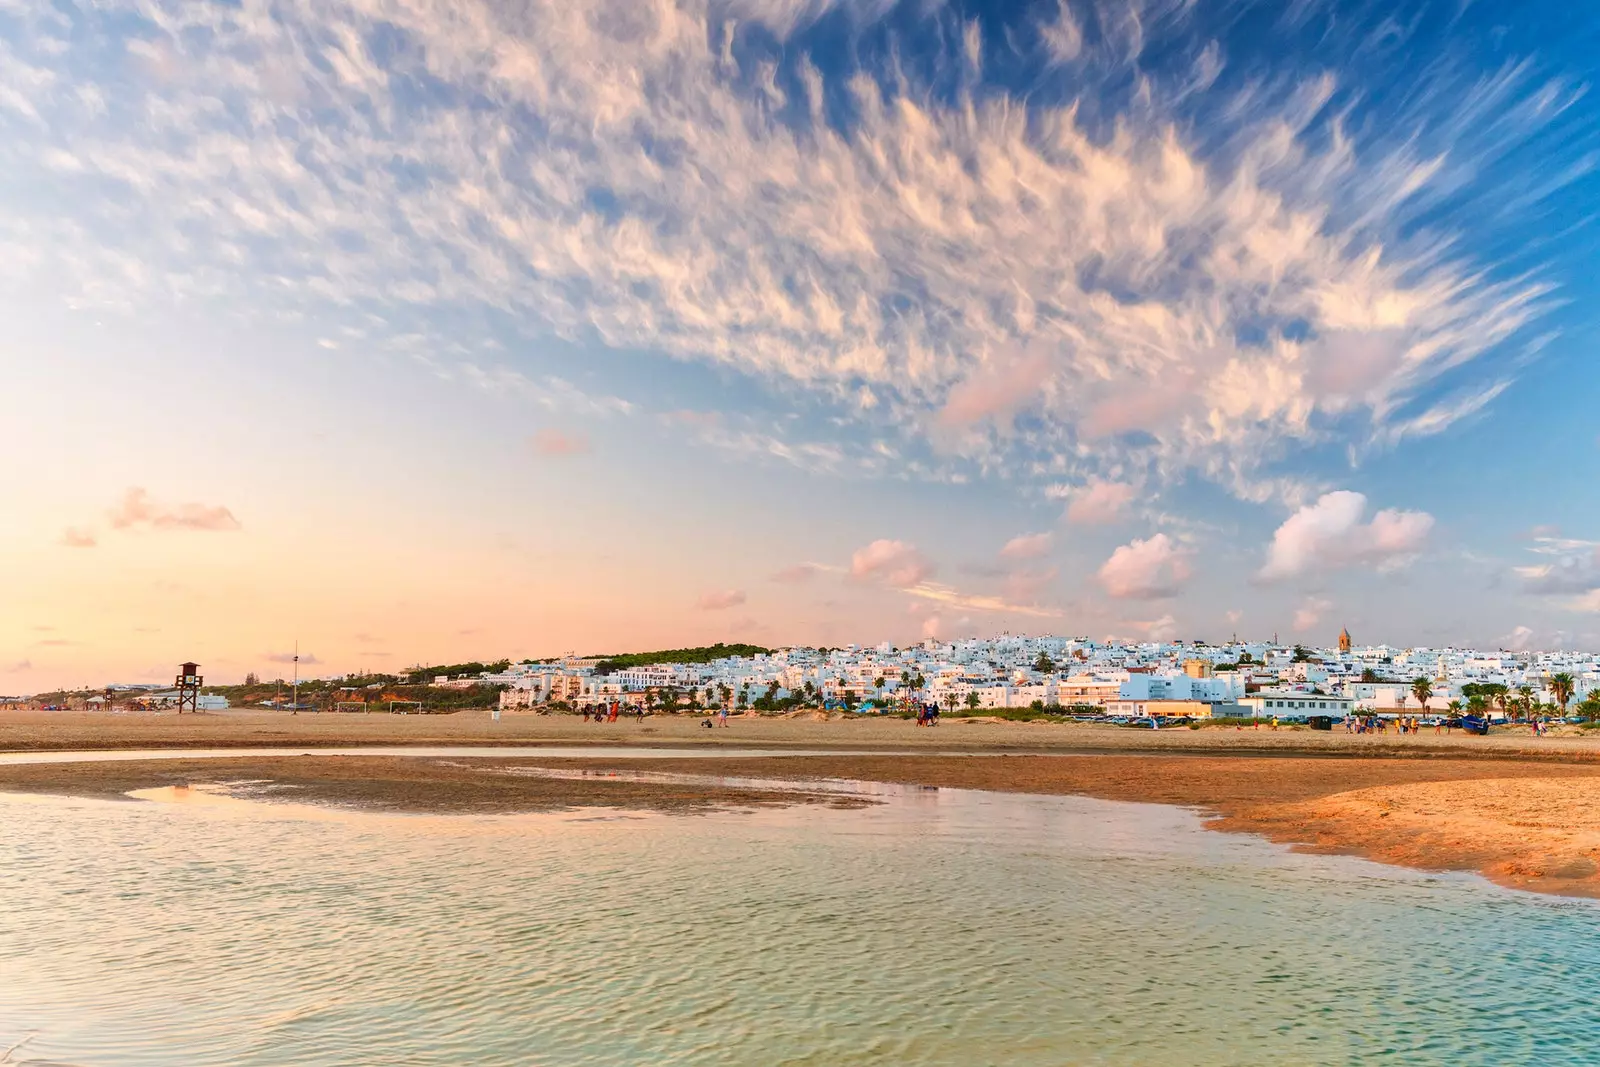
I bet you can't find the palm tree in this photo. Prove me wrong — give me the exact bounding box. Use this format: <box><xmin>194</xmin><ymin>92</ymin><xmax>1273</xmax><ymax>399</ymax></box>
<box><xmin>1410</xmin><ymin>678</ymin><xmax>1433</xmax><ymax>712</ymax></box>
<box><xmin>1550</xmin><ymin>672</ymin><xmax>1576</xmax><ymax>718</ymax></box>
<box><xmin>965</xmin><ymin>691</ymin><xmax>981</xmax><ymax>711</ymax></box>
<box><xmin>1517</xmin><ymin>685</ymin><xmax>1534</xmax><ymax>721</ymax></box>
<box><xmin>943</xmin><ymin>691</ymin><xmax>959</xmax><ymax>716</ymax></box>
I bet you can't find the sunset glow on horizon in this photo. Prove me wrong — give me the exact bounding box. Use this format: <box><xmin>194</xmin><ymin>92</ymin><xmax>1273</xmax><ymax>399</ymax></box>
<box><xmin>3</xmin><ymin>0</ymin><xmax>1599</xmax><ymax>691</ymax></box>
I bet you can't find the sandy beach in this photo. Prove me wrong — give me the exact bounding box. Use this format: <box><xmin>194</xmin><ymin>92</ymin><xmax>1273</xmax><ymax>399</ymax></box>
<box><xmin>7</xmin><ymin>710</ymin><xmax>1600</xmax><ymax>898</ymax></box>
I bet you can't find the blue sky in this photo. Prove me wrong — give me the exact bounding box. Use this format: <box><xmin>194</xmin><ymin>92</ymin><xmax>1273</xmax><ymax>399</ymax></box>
<box><xmin>2</xmin><ymin>0</ymin><xmax>1598</xmax><ymax>688</ymax></box>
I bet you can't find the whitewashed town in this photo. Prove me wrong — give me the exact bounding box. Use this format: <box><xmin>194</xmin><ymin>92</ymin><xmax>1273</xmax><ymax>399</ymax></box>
<box><xmin>478</xmin><ymin>629</ymin><xmax>1600</xmax><ymax>723</ymax></box>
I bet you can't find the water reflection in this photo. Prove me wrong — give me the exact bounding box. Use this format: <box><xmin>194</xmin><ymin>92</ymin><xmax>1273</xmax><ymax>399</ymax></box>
<box><xmin>1</xmin><ymin>786</ymin><xmax>1597</xmax><ymax>1065</ymax></box>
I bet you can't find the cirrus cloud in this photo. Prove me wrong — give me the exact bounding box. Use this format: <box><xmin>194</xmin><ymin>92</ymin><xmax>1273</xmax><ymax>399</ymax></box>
<box><xmin>0</xmin><ymin>0</ymin><xmax>1569</xmax><ymax>503</ymax></box>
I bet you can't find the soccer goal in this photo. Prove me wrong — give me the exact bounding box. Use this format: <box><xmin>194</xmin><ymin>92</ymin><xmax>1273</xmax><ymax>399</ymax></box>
<box><xmin>334</xmin><ymin>702</ymin><xmax>369</xmax><ymax>714</ymax></box>
<box><xmin>388</xmin><ymin>700</ymin><xmax>424</xmax><ymax>715</ymax></box>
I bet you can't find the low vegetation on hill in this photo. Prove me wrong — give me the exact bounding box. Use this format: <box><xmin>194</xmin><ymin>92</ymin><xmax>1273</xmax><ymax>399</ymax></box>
<box><xmin>592</xmin><ymin>643</ymin><xmax>772</xmax><ymax>673</ymax></box>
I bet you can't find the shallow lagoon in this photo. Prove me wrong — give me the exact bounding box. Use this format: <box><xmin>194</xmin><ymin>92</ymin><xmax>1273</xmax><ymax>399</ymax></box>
<box><xmin>2</xmin><ymin>773</ymin><xmax>1598</xmax><ymax>1065</ymax></box>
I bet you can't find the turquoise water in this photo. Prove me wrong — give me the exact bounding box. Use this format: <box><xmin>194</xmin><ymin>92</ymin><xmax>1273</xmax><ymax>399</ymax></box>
<box><xmin>2</xmin><ymin>777</ymin><xmax>1598</xmax><ymax>1065</ymax></box>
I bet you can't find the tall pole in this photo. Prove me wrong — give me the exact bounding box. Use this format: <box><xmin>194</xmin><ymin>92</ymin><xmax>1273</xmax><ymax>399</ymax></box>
<box><xmin>292</xmin><ymin>640</ymin><xmax>299</xmax><ymax>717</ymax></box>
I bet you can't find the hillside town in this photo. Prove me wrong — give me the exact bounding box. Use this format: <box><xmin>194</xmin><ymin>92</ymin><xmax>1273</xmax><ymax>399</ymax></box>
<box><xmin>11</xmin><ymin>630</ymin><xmax>1599</xmax><ymax>721</ymax></box>
<box><xmin>485</xmin><ymin>629</ymin><xmax>1600</xmax><ymax>721</ymax></box>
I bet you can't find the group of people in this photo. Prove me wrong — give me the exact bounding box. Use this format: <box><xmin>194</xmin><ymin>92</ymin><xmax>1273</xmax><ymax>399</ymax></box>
<box><xmin>580</xmin><ymin>702</ymin><xmax>646</xmax><ymax>723</ymax></box>
<box><xmin>914</xmin><ymin>702</ymin><xmax>941</xmax><ymax>727</ymax></box>
<box><xmin>1345</xmin><ymin>715</ymin><xmax>1428</xmax><ymax>734</ymax></box>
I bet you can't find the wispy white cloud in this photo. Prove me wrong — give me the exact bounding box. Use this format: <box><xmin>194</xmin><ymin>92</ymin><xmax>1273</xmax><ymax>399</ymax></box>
<box><xmin>0</xmin><ymin>0</ymin><xmax>1571</xmax><ymax>503</ymax></box>
<box><xmin>898</xmin><ymin>580</ymin><xmax>1063</xmax><ymax>619</ymax></box>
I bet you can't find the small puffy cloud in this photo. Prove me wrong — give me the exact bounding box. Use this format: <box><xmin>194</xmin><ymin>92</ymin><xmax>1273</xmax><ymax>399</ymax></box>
<box><xmin>1127</xmin><ymin>614</ymin><xmax>1179</xmax><ymax>642</ymax></box>
<box><xmin>59</xmin><ymin>527</ymin><xmax>96</xmax><ymax>548</ymax></box>
<box><xmin>1516</xmin><ymin>546</ymin><xmax>1600</xmax><ymax>595</ymax></box>
<box><xmin>1098</xmin><ymin>534</ymin><xmax>1193</xmax><ymax>599</ymax></box>
<box><xmin>1225</xmin><ymin>609</ymin><xmax>1243</xmax><ymax>624</ymax></box>
<box><xmin>1503</xmin><ymin>625</ymin><xmax>1536</xmax><ymax>651</ymax></box>
<box><xmin>264</xmin><ymin>651</ymin><xmax>320</xmax><ymax>665</ymax></box>
<box><xmin>851</xmin><ymin>539</ymin><xmax>934</xmax><ymax>589</ymax></box>
<box><xmin>999</xmin><ymin>532</ymin><xmax>1053</xmax><ymax>560</ymax></box>
<box><xmin>109</xmin><ymin>488</ymin><xmax>241</xmax><ymax>532</ymax></box>
<box><xmin>6</xmin><ymin>659</ymin><xmax>31</xmax><ymax>672</ymax></box>
<box><xmin>771</xmin><ymin>563</ymin><xmax>820</xmax><ymax>584</ymax></box>
<box><xmin>531</xmin><ymin>428</ymin><xmax>590</xmax><ymax>456</ymax></box>
<box><xmin>1258</xmin><ymin>491</ymin><xmax>1432</xmax><ymax>581</ymax></box>
<box><xmin>1002</xmin><ymin>566</ymin><xmax>1059</xmax><ymax>604</ymax></box>
<box><xmin>697</xmin><ymin>589</ymin><xmax>747</xmax><ymax>611</ymax></box>
<box><xmin>1571</xmin><ymin>591</ymin><xmax>1600</xmax><ymax>613</ymax></box>
<box><xmin>921</xmin><ymin>614</ymin><xmax>943</xmax><ymax>640</ymax></box>
<box><xmin>1293</xmin><ymin>597</ymin><xmax>1333</xmax><ymax>633</ymax></box>
<box><xmin>1065</xmin><ymin>482</ymin><xmax>1136</xmax><ymax>525</ymax></box>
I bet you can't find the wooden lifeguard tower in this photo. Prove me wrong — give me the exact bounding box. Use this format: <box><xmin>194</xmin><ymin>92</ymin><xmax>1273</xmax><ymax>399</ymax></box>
<box><xmin>174</xmin><ymin>662</ymin><xmax>202</xmax><ymax>714</ymax></box>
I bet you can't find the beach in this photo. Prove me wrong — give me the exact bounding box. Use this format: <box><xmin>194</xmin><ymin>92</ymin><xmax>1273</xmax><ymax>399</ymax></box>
<box><xmin>6</xmin><ymin>710</ymin><xmax>1600</xmax><ymax>897</ymax></box>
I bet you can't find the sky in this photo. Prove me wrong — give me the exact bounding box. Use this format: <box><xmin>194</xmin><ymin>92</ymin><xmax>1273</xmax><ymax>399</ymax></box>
<box><xmin>2</xmin><ymin>0</ymin><xmax>1598</xmax><ymax>690</ymax></box>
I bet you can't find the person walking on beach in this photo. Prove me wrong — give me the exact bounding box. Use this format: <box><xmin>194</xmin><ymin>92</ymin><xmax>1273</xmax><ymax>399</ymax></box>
<box><xmin>718</xmin><ymin>703</ymin><xmax>729</xmax><ymax>728</ymax></box>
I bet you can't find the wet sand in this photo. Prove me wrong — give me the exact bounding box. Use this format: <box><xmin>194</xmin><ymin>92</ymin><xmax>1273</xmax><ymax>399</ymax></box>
<box><xmin>9</xmin><ymin>711</ymin><xmax>1600</xmax><ymax>898</ymax></box>
<box><xmin>4</xmin><ymin>708</ymin><xmax>1598</xmax><ymax>758</ymax></box>
<box><xmin>0</xmin><ymin>754</ymin><xmax>869</xmax><ymax>814</ymax></box>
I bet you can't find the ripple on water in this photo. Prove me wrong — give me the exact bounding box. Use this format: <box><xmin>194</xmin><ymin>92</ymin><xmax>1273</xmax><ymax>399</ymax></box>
<box><xmin>1</xmin><ymin>787</ymin><xmax>1599</xmax><ymax>1065</ymax></box>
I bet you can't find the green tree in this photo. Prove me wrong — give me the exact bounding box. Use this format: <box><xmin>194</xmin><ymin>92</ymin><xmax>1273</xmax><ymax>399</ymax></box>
<box><xmin>965</xmin><ymin>691</ymin><xmax>981</xmax><ymax>710</ymax></box>
<box><xmin>1410</xmin><ymin>678</ymin><xmax>1433</xmax><ymax>711</ymax></box>
<box><xmin>1360</xmin><ymin>668</ymin><xmax>1378</xmax><ymax>683</ymax></box>
<box><xmin>1034</xmin><ymin>652</ymin><xmax>1056</xmax><ymax>673</ymax></box>
<box><xmin>1517</xmin><ymin>685</ymin><xmax>1534</xmax><ymax>721</ymax></box>
<box><xmin>1550</xmin><ymin>672</ymin><xmax>1576</xmax><ymax>717</ymax></box>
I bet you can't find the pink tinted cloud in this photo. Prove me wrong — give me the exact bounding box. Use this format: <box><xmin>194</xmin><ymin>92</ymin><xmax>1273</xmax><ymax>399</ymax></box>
<box><xmin>264</xmin><ymin>650</ymin><xmax>320</xmax><ymax>665</ymax></box>
<box><xmin>1065</xmin><ymin>481</ymin><xmax>1135</xmax><ymax>525</ymax></box>
<box><xmin>1080</xmin><ymin>374</ymin><xmax>1194</xmax><ymax>439</ymax></box>
<box><xmin>1097</xmin><ymin>534</ymin><xmax>1193</xmax><ymax>599</ymax></box>
<box><xmin>936</xmin><ymin>348</ymin><xmax>1051</xmax><ymax>428</ymax></box>
<box><xmin>697</xmin><ymin>589</ymin><xmax>747</xmax><ymax>611</ymax></box>
<box><xmin>850</xmin><ymin>539</ymin><xmax>934</xmax><ymax>588</ymax></box>
<box><xmin>1002</xmin><ymin>566</ymin><xmax>1059</xmax><ymax>604</ymax></box>
<box><xmin>58</xmin><ymin>527</ymin><xmax>97</xmax><ymax>548</ymax></box>
<box><xmin>1258</xmin><ymin>491</ymin><xmax>1433</xmax><ymax>580</ymax></box>
<box><xmin>109</xmin><ymin>488</ymin><xmax>240</xmax><ymax>532</ymax></box>
<box><xmin>771</xmin><ymin>563</ymin><xmax>820</xmax><ymax>584</ymax></box>
<box><xmin>532</xmin><ymin>428</ymin><xmax>591</xmax><ymax>456</ymax></box>
<box><xmin>1293</xmin><ymin>597</ymin><xmax>1333</xmax><ymax>632</ymax></box>
<box><xmin>999</xmin><ymin>532</ymin><xmax>1053</xmax><ymax>560</ymax></box>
